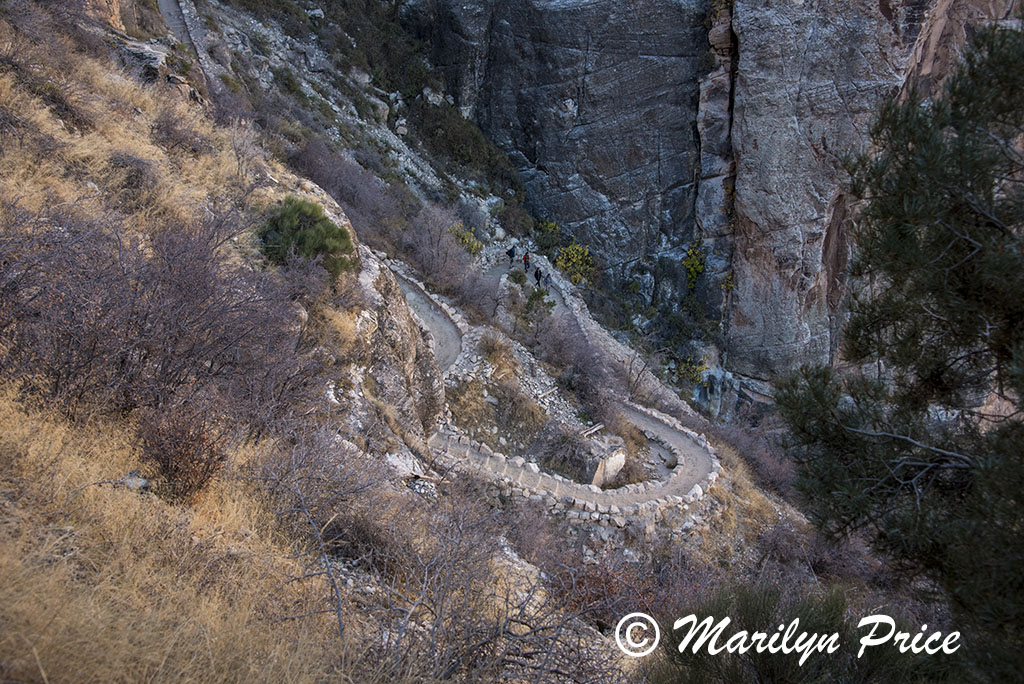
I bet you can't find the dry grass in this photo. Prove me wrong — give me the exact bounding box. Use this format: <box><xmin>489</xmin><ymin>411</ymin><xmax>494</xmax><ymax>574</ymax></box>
<box><xmin>448</xmin><ymin>377</ymin><xmax>546</xmax><ymax>451</ymax></box>
<box><xmin>689</xmin><ymin>437</ymin><xmax>791</xmax><ymax>570</ymax></box>
<box><xmin>605</xmin><ymin>410</ymin><xmax>649</xmax><ymax>462</ymax></box>
<box><xmin>448</xmin><ymin>378</ymin><xmax>492</xmax><ymax>438</ymax></box>
<box><xmin>479</xmin><ymin>332</ymin><xmax>519</xmax><ymax>380</ymax></box>
<box><xmin>0</xmin><ymin>388</ymin><xmax>365</xmax><ymax>683</ymax></box>
<box><xmin>323</xmin><ymin>306</ymin><xmax>362</xmax><ymax>361</ymax></box>
<box><xmin>0</xmin><ymin>17</ymin><xmax>253</xmax><ymax>232</ymax></box>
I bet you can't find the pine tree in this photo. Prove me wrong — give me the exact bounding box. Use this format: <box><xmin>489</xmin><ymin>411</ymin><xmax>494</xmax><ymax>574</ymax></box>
<box><xmin>776</xmin><ymin>22</ymin><xmax>1024</xmax><ymax>679</ymax></box>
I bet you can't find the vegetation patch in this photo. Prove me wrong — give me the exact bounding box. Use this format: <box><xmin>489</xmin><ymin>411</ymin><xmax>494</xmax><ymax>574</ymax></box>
<box><xmin>260</xmin><ymin>195</ymin><xmax>355</xmax><ymax>277</ymax></box>
<box><xmin>555</xmin><ymin>240</ymin><xmax>595</xmax><ymax>286</ymax></box>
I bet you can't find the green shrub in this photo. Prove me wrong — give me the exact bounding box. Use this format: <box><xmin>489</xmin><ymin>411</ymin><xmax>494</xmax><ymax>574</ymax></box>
<box><xmin>272</xmin><ymin>65</ymin><xmax>303</xmax><ymax>98</ymax></box>
<box><xmin>533</xmin><ymin>218</ymin><xmax>562</xmax><ymax>256</ymax></box>
<box><xmin>682</xmin><ymin>245</ymin><xmax>705</xmax><ymax>290</ymax></box>
<box><xmin>218</xmin><ymin>73</ymin><xmax>243</xmax><ymax>94</ymax></box>
<box><xmin>450</xmin><ymin>222</ymin><xmax>482</xmax><ymax>255</ymax></box>
<box><xmin>525</xmin><ymin>286</ymin><xmax>554</xmax><ymax>319</ymax></box>
<box><xmin>555</xmin><ymin>241</ymin><xmax>595</xmax><ymax>286</ymax></box>
<box><xmin>650</xmin><ymin>584</ymin><xmax>952</xmax><ymax>684</ymax></box>
<box><xmin>509</xmin><ymin>269</ymin><xmax>528</xmax><ymax>286</ymax></box>
<box><xmin>417</xmin><ymin>102</ymin><xmax>522</xmax><ymax>194</ymax></box>
<box><xmin>260</xmin><ymin>196</ymin><xmax>354</xmax><ymax>277</ymax></box>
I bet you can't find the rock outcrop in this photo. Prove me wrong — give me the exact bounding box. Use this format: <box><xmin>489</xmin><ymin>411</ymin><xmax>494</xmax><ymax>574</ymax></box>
<box><xmin>361</xmin><ymin>251</ymin><xmax>446</xmax><ymax>437</ymax></box>
<box><xmin>82</xmin><ymin>0</ymin><xmax>124</xmax><ymax>31</ymax></box>
<box><xmin>725</xmin><ymin>0</ymin><xmax>912</xmax><ymax>380</ymax></box>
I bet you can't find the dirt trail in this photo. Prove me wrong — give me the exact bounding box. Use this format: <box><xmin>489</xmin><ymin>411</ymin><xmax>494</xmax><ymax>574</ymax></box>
<box><xmin>157</xmin><ymin>0</ymin><xmax>193</xmax><ymax>49</ymax></box>
<box><xmin>396</xmin><ymin>275</ymin><xmax>462</xmax><ymax>372</ymax></box>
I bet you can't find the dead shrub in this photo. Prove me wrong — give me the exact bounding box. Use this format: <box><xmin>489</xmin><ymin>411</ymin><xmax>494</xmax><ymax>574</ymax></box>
<box><xmin>606</xmin><ymin>455</ymin><xmax>648</xmax><ymax>489</ymax></box>
<box><xmin>479</xmin><ymin>331</ymin><xmax>518</xmax><ymax>377</ymax></box>
<box><xmin>288</xmin><ymin>139</ymin><xmax>417</xmax><ymax>251</ymax></box>
<box><xmin>448</xmin><ymin>269</ymin><xmax>500</xmax><ymax>322</ymax></box>
<box><xmin>537</xmin><ymin>422</ymin><xmax>593</xmax><ymax>482</ymax></box>
<box><xmin>491</xmin><ymin>378</ymin><xmax>545</xmax><ymax>437</ymax></box>
<box><xmin>138</xmin><ymin>397</ymin><xmax>230</xmax><ymax>501</ymax></box>
<box><xmin>0</xmin><ymin>40</ymin><xmax>98</xmax><ymax>133</ymax></box>
<box><xmin>0</xmin><ymin>202</ymin><xmax>325</xmax><ymax>432</ymax></box>
<box><xmin>543</xmin><ymin>550</ymin><xmax>656</xmax><ymax>631</ymax></box>
<box><xmin>403</xmin><ymin>204</ymin><xmax>472</xmax><ymax>293</ymax></box>
<box><xmin>108</xmin><ymin>150</ymin><xmax>160</xmax><ymax>210</ymax></box>
<box><xmin>713</xmin><ymin>409</ymin><xmax>794</xmax><ymax>496</ymax></box>
<box><xmin>322</xmin><ymin>507</ymin><xmax>413</xmax><ymax>580</ymax></box>
<box><xmin>151</xmin><ymin>105</ymin><xmax>213</xmax><ymax>155</ymax></box>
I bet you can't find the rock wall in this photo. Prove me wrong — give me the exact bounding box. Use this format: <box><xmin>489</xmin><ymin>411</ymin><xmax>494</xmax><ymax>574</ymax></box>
<box><xmin>402</xmin><ymin>0</ymin><xmax>708</xmax><ymax>277</ymax></box>
<box><xmin>431</xmin><ymin>403</ymin><xmax>723</xmax><ymax>546</ymax></box>
<box><xmin>406</xmin><ymin>0</ymin><xmax>1017</xmax><ymax>399</ymax></box>
<box><xmin>725</xmin><ymin>0</ymin><xmax>912</xmax><ymax>380</ymax></box>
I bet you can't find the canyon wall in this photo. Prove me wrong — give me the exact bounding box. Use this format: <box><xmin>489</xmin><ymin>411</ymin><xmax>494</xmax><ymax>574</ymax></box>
<box><xmin>402</xmin><ymin>0</ymin><xmax>708</xmax><ymax>278</ymax></box>
<box><xmin>405</xmin><ymin>0</ymin><xmax>1016</xmax><ymax>401</ymax></box>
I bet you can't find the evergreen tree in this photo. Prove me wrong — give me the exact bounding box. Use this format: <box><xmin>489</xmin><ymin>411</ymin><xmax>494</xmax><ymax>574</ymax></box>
<box><xmin>776</xmin><ymin>22</ymin><xmax>1024</xmax><ymax>680</ymax></box>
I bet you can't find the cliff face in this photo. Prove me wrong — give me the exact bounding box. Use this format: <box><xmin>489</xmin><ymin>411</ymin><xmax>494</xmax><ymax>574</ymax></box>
<box><xmin>724</xmin><ymin>0</ymin><xmax>912</xmax><ymax>380</ymax></box>
<box><xmin>725</xmin><ymin>0</ymin><xmax>1015</xmax><ymax>382</ymax></box>
<box><xmin>406</xmin><ymin>0</ymin><xmax>1016</xmax><ymax>396</ymax></box>
<box><xmin>403</xmin><ymin>0</ymin><xmax>708</xmax><ymax>272</ymax></box>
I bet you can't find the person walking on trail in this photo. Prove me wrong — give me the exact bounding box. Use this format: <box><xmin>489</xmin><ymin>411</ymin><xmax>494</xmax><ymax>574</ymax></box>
<box><xmin>523</xmin><ymin>251</ymin><xmax>531</xmax><ymax>270</ymax></box>
<box><xmin>534</xmin><ymin>268</ymin><xmax>543</xmax><ymax>286</ymax></box>
<box><xmin>543</xmin><ymin>272</ymin><xmax>552</xmax><ymax>289</ymax></box>
<box><xmin>506</xmin><ymin>245</ymin><xmax>516</xmax><ymax>266</ymax></box>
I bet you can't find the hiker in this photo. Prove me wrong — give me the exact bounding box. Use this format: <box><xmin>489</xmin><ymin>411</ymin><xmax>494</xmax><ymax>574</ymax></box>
<box><xmin>534</xmin><ymin>268</ymin><xmax>543</xmax><ymax>286</ymax></box>
<box><xmin>543</xmin><ymin>272</ymin><xmax>552</xmax><ymax>289</ymax></box>
<box><xmin>523</xmin><ymin>251</ymin><xmax>530</xmax><ymax>270</ymax></box>
<box><xmin>506</xmin><ymin>245</ymin><xmax>516</xmax><ymax>266</ymax></box>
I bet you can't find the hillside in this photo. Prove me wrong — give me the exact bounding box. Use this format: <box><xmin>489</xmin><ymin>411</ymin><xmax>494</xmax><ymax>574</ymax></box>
<box><xmin>0</xmin><ymin>0</ymin><xmax>1011</xmax><ymax>682</ymax></box>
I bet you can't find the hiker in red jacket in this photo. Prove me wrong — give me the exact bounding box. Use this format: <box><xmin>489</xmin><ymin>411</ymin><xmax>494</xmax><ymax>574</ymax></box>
<box><xmin>523</xmin><ymin>251</ymin><xmax>530</xmax><ymax>270</ymax></box>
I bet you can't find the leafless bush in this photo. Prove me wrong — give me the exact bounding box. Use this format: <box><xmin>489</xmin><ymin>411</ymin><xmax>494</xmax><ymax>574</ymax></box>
<box><xmin>535</xmin><ymin>313</ymin><xmax>620</xmax><ymax>419</ymax></box>
<box><xmin>0</xmin><ymin>24</ymin><xmax>98</xmax><ymax>133</ymax></box>
<box><xmin>212</xmin><ymin>87</ymin><xmax>256</xmax><ymax>127</ymax></box>
<box><xmin>138</xmin><ymin>394</ymin><xmax>231</xmax><ymax>501</ymax></box>
<box><xmin>536</xmin><ymin>421</ymin><xmax>593</xmax><ymax>482</ymax></box>
<box><xmin>151</xmin><ymin>106</ymin><xmax>213</xmax><ymax>155</ymax></box>
<box><xmin>449</xmin><ymin>269</ymin><xmax>500</xmax><ymax>322</ymax></box>
<box><xmin>606</xmin><ymin>455</ymin><xmax>648</xmax><ymax>489</ymax></box>
<box><xmin>356</xmin><ymin>490</ymin><xmax>625</xmax><ymax>681</ymax></box>
<box><xmin>403</xmin><ymin>204</ymin><xmax>470</xmax><ymax>292</ymax></box>
<box><xmin>713</xmin><ymin>408</ymin><xmax>794</xmax><ymax>496</ymax></box>
<box><xmin>108</xmin><ymin>151</ymin><xmax>159</xmax><ymax>210</ymax></box>
<box><xmin>248</xmin><ymin>426</ymin><xmax>380</xmax><ymax>644</ymax></box>
<box><xmin>288</xmin><ymin>139</ymin><xmax>416</xmax><ymax>252</ymax></box>
<box><xmin>0</xmin><ymin>201</ymin><xmax>325</xmax><ymax>434</ymax></box>
<box><xmin>229</xmin><ymin>118</ymin><xmax>263</xmax><ymax>179</ymax></box>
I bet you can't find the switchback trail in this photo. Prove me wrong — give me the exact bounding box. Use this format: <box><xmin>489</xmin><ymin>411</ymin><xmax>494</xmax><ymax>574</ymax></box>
<box><xmin>397</xmin><ymin>260</ymin><xmax>715</xmax><ymax>511</ymax></box>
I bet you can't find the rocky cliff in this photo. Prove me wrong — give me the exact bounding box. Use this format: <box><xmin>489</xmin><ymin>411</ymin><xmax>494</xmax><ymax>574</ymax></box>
<box><xmin>403</xmin><ymin>0</ymin><xmax>1016</xmax><ymax>403</ymax></box>
<box><xmin>402</xmin><ymin>0</ymin><xmax>708</xmax><ymax>282</ymax></box>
